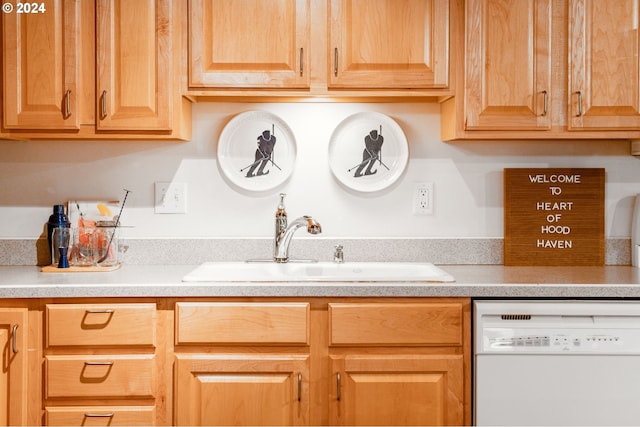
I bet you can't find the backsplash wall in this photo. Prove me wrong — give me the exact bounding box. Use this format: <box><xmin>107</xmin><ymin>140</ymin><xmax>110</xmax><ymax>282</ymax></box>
<box><xmin>1</xmin><ymin>102</ymin><xmax>639</xmax><ymax>243</ymax></box>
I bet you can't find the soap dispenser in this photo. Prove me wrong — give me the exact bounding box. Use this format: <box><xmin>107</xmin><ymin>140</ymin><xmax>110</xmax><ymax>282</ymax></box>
<box><xmin>633</xmin><ymin>194</ymin><xmax>640</xmax><ymax>267</ymax></box>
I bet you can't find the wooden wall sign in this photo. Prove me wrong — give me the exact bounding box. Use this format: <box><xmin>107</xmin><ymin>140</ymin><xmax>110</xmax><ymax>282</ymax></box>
<box><xmin>504</xmin><ymin>168</ymin><xmax>605</xmax><ymax>266</ymax></box>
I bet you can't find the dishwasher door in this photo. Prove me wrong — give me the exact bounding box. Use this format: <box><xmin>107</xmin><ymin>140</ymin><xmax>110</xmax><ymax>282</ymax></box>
<box><xmin>474</xmin><ymin>300</ymin><xmax>640</xmax><ymax>426</ymax></box>
<box><xmin>476</xmin><ymin>354</ymin><xmax>640</xmax><ymax>425</ymax></box>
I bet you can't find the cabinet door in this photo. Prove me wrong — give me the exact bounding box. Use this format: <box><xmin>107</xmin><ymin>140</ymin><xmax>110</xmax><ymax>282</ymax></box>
<box><xmin>569</xmin><ymin>0</ymin><xmax>640</xmax><ymax>130</ymax></box>
<box><xmin>175</xmin><ymin>354</ymin><xmax>310</xmax><ymax>426</ymax></box>
<box><xmin>0</xmin><ymin>309</ymin><xmax>28</xmax><ymax>426</ymax></box>
<box><xmin>465</xmin><ymin>0</ymin><xmax>552</xmax><ymax>130</ymax></box>
<box><xmin>329</xmin><ymin>0</ymin><xmax>448</xmax><ymax>89</ymax></box>
<box><xmin>330</xmin><ymin>354</ymin><xmax>464</xmax><ymax>426</ymax></box>
<box><xmin>189</xmin><ymin>0</ymin><xmax>310</xmax><ymax>89</ymax></box>
<box><xmin>2</xmin><ymin>0</ymin><xmax>79</xmax><ymax>130</ymax></box>
<box><xmin>96</xmin><ymin>0</ymin><xmax>171</xmax><ymax>131</ymax></box>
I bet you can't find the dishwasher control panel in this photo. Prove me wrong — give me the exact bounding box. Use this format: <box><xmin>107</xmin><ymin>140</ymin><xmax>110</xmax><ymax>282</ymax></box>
<box><xmin>485</xmin><ymin>330</ymin><xmax>627</xmax><ymax>353</ymax></box>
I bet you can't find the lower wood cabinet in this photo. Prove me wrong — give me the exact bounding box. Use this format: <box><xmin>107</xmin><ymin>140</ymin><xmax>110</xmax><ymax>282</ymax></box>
<box><xmin>330</xmin><ymin>354</ymin><xmax>464</xmax><ymax>425</ymax></box>
<box><xmin>0</xmin><ymin>307</ymin><xmax>29</xmax><ymax>426</ymax></box>
<box><xmin>1</xmin><ymin>296</ymin><xmax>470</xmax><ymax>426</ymax></box>
<box><xmin>175</xmin><ymin>354</ymin><xmax>310</xmax><ymax>425</ymax></box>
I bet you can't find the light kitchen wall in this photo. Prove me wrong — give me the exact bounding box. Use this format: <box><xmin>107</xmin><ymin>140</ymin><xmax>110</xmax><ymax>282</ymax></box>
<box><xmin>1</xmin><ymin>101</ymin><xmax>639</xmax><ymax>241</ymax></box>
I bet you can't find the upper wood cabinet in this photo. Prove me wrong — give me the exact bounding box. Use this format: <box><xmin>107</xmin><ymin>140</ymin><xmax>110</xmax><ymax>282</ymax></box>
<box><xmin>329</xmin><ymin>0</ymin><xmax>449</xmax><ymax>89</ymax></box>
<box><xmin>189</xmin><ymin>0</ymin><xmax>310</xmax><ymax>89</ymax></box>
<box><xmin>2</xmin><ymin>0</ymin><xmax>80</xmax><ymax>130</ymax></box>
<box><xmin>441</xmin><ymin>0</ymin><xmax>640</xmax><ymax>140</ymax></box>
<box><xmin>568</xmin><ymin>0</ymin><xmax>640</xmax><ymax>130</ymax></box>
<box><xmin>1</xmin><ymin>0</ymin><xmax>191</xmax><ymax>140</ymax></box>
<box><xmin>463</xmin><ymin>0</ymin><xmax>551</xmax><ymax>131</ymax></box>
<box><xmin>188</xmin><ymin>0</ymin><xmax>451</xmax><ymax>97</ymax></box>
<box><xmin>96</xmin><ymin>0</ymin><xmax>172</xmax><ymax>131</ymax></box>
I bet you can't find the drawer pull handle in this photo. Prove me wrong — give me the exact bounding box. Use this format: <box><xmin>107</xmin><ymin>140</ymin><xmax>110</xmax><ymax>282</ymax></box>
<box><xmin>100</xmin><ymin>90</ymin><xmax>107</xmax><ymax>120</ymax></box>
<box><xmin>297</xmin><ymin>372</ymin><xmax>302</xmax><ymax>401</ymax></box>
<box><xmin>575</xmin><ymin>91</ymin><xmax>583</xmax><ymax>117</ymax></box>
<box><xmin>11</xmin><ymin>324</ymin><xmax>18</xmax><ymax>354</ymax></box>
<box><xmin>64</xmin><ymin>89</ymin><xmax>72</xmax><ymax>118</ymax></box>
<box><xmin>336</xmin><ymin>372</ymin><xmax>341</xmax><ymax>401</ymax></box>
<box><xmin>299</xmin><ymin>48</ymin><xmax>304</xmax><ymax>76</ymax></box>
<box><xmin>86</xmin><ymin>309</ymin><xmax>114</xmax><ymax>314</ymax></box>
<box><xmin>84</xmin><ymin>361</ymin><xmax>114</xmax><ymax>366</ymax></box>
<box><xmin>85</xmin><ymin>413</ymin><xmax>114</xmax><ymax>418</ymax></box>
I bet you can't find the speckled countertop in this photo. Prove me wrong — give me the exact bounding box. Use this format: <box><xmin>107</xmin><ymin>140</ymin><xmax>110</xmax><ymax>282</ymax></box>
<box><xmin>1</xmin><ymin>264</ymin><xmax>640</xmax><ymax>299</ymax></box>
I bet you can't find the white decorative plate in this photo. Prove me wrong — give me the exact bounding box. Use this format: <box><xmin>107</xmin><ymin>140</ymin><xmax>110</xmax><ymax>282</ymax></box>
<box><xmin>328</xmin><ymin>112</ymin><xmax>409</xmax><ymax>192</ymax></box>
<box><xmin>218</xmin><ymin>111</ymin><xmax>297</xmax><ymax>192</ymax></box>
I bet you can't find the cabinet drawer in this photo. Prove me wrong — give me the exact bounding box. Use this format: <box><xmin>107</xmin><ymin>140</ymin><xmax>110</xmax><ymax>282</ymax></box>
<box><xmin>45</xmin><ymin>406</ymin><xmax>155</xmax><ymax>426</ymax></box>
<box><xmin>176</xmin><ymin>302</ymin><xmax>309</xmax><ymax>345</ymax></box>
<box><xmin>329</xmin><ymin>302</ymin><xmax>463</xmax><ymax>346</ymax></box>
<box><xmin>45</xmin><ymin>355</ymin><xmax>155</xmax><ymax>399</ymax></box>
<box><xmin>46</xmin><ymin>303</ymin><xmax>156</xmax><ymax>347</ymax></box>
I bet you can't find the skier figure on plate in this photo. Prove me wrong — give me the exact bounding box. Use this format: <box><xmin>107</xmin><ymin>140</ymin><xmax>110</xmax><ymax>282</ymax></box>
<box><xmin>245</xmin><ymin>128</ymin><xmax>277</xmax><ymax>178</ymax></box>
<box><xmin>353</xmin><ymin>127</ymin><xmax>384</xmax><ymax>177</ymax></box>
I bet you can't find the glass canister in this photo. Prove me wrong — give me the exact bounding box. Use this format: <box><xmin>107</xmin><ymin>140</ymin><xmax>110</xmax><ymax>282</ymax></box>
<box><xmin>95</xmin><ymin>221</ymin><xmax>119</xmax><ymax>267</ymax></box>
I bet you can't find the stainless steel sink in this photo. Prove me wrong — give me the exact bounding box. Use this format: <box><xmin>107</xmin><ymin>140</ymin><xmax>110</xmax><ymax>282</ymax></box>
<box><xmin>182</xmin><ymin>261</ymin><xmax>455</xmax><ymax>283</ymax></box>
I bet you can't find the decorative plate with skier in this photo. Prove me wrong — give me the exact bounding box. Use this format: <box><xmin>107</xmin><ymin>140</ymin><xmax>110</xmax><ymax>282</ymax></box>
<box><xmin>217</xmin><ymin>110</ymin><xmax>297</xmax><ymax>192</ymax></box>
<box><xmin>328</xmin><ymin>112</ymin><xmax>409</xmax><ymax>192</ymax></box>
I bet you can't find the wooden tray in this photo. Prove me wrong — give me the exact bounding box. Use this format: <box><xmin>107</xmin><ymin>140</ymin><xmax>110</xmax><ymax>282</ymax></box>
<box><xmin>41</xmin><ymin>264</ymin><xmax>121</xmax><ymax>273</ymax></box>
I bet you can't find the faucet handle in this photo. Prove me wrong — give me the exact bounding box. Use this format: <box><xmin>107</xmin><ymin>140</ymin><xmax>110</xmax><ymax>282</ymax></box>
<box><xmin>334</xmin><ymin>244</ymin><xmax>344</xmax><ymax>263</ymax></box>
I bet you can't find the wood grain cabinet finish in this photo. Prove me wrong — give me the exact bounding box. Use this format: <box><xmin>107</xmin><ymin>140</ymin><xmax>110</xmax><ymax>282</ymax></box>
<box><xmin>175</xmin><ymin>354</ymin><xmax>310</xmax><ymax>426</ymax></box>
<box><xmin>463</xmin><ymin>0</ymin><xmax>552</xmax><ymax>131</ymax></box>
<box><xmin>45</xmin><ymin>406</ymin><xmax>156</xmax><ymax>427</ymax></box>
<box><xmin>2</xmin><ymin>0</ymin><xmax>80</xmax><ymax>130</ymax></box>
<box><xmin>329</xmin><ymin>0</ymin><xmax>449</xmax><ymax>89</ymax></box>
<box><xmin>46</xmin><ymin>303</ymin><xmax>156</xmax><ymax>347</ymax></box>
<box><xmin>176</xmin><ymin>302</ymin><xmax>309</xmax><ymax>345</ymax></box>
<box><xmin>189</xmin><ymin>0</ymin><xmax>310</xmax><ymax>89</ymax></box>
<box><xmin>329</xmin><ymin>301</ymin><xmax>469</xmax><ymax>426</ymax></box>
<box><xmin>441</xmin><ymin>0</ymin><xmax>640</xmax><ymax>140</ymax></box>
<box><xmin>330</xmin><ymin>354</ymin><xmax>464</xmax><ymax>426</ymax></box>
<box><xmin>44</xmin><ymin>302</ymin><xmax>159</xmax><ymax>426</ymax></box>
<box><xmin>0</xmin><ymin>308</ymin><xmax>28</xmax><ymax>426</ymax></box>
<box><xmin>174</xmin><ymin>302</ymin><xmax>312</xmax><ymax>426</ymax></box>
<box><xmin>1</xmin><ymin>0</ymin><xmax>190</xmax><ymax>140</ymax></box>
<box><xmin>568</xmin><ymin>0</ymin><xmax>640</xmax><ymax>130</ymax></box>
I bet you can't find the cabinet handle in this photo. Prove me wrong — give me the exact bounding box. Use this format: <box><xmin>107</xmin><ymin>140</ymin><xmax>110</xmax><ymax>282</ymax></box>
<box><xmin>86</xmin><ymin>309</ymin><xmax>114</xmax><ymax>314</ymax></box>
<box><xmin>297</xmin><ymin>373</ymin><xmax>302</xmax><ymax>401</ymax></box>
<box><xmin>299</xmin><ymin>48</ymin><xmax>304</xmax><ymax>76</ymax></box>
<box><xmin>11</xmin><ymin>324</ymin><xmax>18</xmax><ymax>354</ymax></box>
<box><xmin>84</xmin><ymin>361</ymin><xmax>114</xmax><ymax>366</ymax></box>
<box><xmin>336</xmin><ymin>372</ymin><xmax>341</xmax><ymax>401</ymax></box>
<box><xmin>84</xmin><ymin>413</ymin><xmax>114</xmax><ymax>418</ymax></box>
<box><xmin>64</xmin><ymin>89</ymin><xmax>72</xmax><ymax>118</ymax></box>
<box><xmin>100</xmin><ymin>90</ymin><xmax>107</xmax><ymax>120</ymax></box>
<box><xmin>575</xmin><ymin>91</ymin><xmax>583</xmax><ymax>117</ymax></box>
<box><xmin>334</xmin><ymin>48</ymin><xmax>339</xmax><ymax>76</ymax></box>
<box><xmin>541</xmin><ymin>90</ymin><xmax>548</xmax><ymax>116</ymax></box>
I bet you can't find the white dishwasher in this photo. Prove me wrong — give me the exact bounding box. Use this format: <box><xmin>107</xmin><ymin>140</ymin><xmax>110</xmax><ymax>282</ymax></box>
<box><xmin>474</xmin><ymin>300</ymin><xmax>640</xmax><ymax>426</ymax></box>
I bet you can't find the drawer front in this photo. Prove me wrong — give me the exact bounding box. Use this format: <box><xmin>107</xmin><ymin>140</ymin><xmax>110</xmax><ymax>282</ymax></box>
<box><xmin>45</xmin><ymin>406</ymin><xmax>155</xmax><ymax>426</ymax></box>
<box><xmin>46</xmin><ymin>355</ymin><xmax>155</xmax><ymax>399</ymax></box>
<box><xmin>46</xmin><ymin>303</ymin><xmax>156</xmax><ymax>347</ymax></box>
<box><xmin>329</xmin><ymin>302</ymin><xmax>463</xmax><ymax>346</ymax></box>
<box><xmin>176</xmin><ymin>302</ymin><xmax>309</xmax><ymax>345</ymax></box>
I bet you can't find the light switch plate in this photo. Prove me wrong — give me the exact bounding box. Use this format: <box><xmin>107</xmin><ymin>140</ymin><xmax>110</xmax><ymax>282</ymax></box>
<box><xmin>155</xmin><ymin>182</ymin><xmax>187</xmax><ymax>214</ymax></box>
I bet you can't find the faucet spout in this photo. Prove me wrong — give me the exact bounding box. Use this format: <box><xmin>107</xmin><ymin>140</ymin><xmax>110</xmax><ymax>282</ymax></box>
<box><xmin>274</xmin><ymin>215</ymin><xmax>322</xmax><ymax>262</ymax></box>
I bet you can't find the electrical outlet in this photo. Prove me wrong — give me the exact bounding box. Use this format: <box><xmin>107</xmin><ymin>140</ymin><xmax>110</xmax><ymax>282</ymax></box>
<box><xmin>155</xmin><ymin>182</ymin><xmax>187</xmax><ymax>214</ymax></box>
<box><xmin>413</xmin><ymin>182</ymin><xmax>433</xmax><ymax>215</ymax></box>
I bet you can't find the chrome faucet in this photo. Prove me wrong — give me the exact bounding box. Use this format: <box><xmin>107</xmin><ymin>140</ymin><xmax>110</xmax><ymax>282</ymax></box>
<box><xmin>274</xmin><ymin>193</ymin><xmax>322</xmax><ymax>262</ymax></box>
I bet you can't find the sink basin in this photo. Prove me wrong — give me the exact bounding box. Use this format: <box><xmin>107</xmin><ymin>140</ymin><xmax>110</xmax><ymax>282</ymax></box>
<box><xmin>182</xmin><ymin>261</ymin><xmax>455</xmax><ymax>283</ymax></box>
